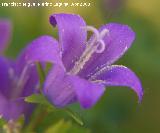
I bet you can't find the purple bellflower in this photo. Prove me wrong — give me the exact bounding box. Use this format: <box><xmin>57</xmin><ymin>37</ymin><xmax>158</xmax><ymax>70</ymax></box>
<box><xmin>0</xmin><ymin>19</ymin><xmax>59</xmax><ymax>120</ymax></box>
<box><xmin>103</xmin><ymin>0</ymin><xmax>125</xmax><ymax>14</ymax></box>
<box><xmin>43</xmin><ymin>13</ymin><xmax>143</xmax><ymax>109</ymax></box>
<box><xmin>0</xmin><ymin>20</ymin><xmax>11</xmax><ymax>54</ymax></box>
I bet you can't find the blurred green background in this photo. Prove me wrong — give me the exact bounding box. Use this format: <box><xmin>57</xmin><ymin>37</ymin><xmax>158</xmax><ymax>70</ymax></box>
<box><xmin>0</xmin><ymin>0</ymin><xmax>160</xmax><ymax>133</ymax></box>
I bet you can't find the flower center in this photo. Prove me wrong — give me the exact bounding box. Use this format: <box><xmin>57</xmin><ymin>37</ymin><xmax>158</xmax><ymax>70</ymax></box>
<box><xmin>69</xmin><ymin>26</ymin><xmax>109</xmax><ymax>75</ymax></box>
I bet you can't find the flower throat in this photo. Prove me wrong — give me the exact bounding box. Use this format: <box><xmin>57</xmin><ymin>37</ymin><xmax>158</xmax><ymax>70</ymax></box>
<box><xmin>69</xmin><ymin>26</ymin><xmax>109</xmax><ymax>75</ymax></box>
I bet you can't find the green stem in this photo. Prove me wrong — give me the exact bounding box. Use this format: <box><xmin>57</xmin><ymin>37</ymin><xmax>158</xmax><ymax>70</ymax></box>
<box><xmin>36</xmin><ymin>62</ymin><xmax>46</xmax><ymax>90</ymax></box>
<box><xmin>64</xmin><ymin>108</ymin><xmax>84</xmax><ymax>126</ymax></box>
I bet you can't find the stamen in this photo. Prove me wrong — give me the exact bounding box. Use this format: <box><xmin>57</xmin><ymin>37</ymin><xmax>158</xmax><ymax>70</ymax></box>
<box><xmin>69</xmin><ymin>26</ymin><xmax>109</xmax><ymax>75</ymax></box>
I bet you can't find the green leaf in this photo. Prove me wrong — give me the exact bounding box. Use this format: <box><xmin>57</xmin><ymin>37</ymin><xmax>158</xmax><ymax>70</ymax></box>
<box><xmin>45</xmin><ymin>119</ymin><xmax>90</xmax><ymax>133</ymax></box>
<box><xmin>25</xmin><ymin>94</ymin><xmax>84</xmax><ymax>125</ymax></box>
<box><xmin>45</xmin><ymin>62</ymin><xmax>53</xmax><ymax>75</ymax></box>
<box><xmin>0</xmin><ymin>117</ymin><xmax>6</xmax><ymax>127</ymax></box>
<box><xmin>64</xmin><ymin>108</ymin><xmax>84</xmax><ymax>126</ymax></box>
<box><xmin>25</xmin><ymin>94</ymin><xmax>53</xmax><ymax>109</ymax></box>
<box><xmin>25</xmin><ymin>94</ymin><xmax>55</xmax><ymax>118</ymax></box>
<box><xmin>25</xmin><ymin>94</ymin><xmax>46</xmax><ymax>104</ymax></box>
<box><xmin>45</xmin><ymin>119</ymin><xmax>71</xmax><ymax>133</ymax></box>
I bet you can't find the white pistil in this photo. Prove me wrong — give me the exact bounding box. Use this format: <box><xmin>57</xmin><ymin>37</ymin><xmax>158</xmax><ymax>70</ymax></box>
<box><xmin>69</xmin><ymin>26</ymin><xmax>109</xmax><ymax>75</ymax></box>
<box><xmin>96</xmin><ymin>40</ymin><xmax>106</xmax><ymax>53</ymax></box>
<box><xmin>82</xmin><ymin>26</ymin><xmax>100</xmax><ymax>41</ymax></box>
<box><xmin>100</xmin><ymin>29</ymin><xmax>109</xmax><ymax>39</ymax></box>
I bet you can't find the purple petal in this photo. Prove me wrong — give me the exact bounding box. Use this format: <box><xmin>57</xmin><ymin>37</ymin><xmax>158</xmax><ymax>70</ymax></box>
<box><xmin>71</xmin><ymin>76</ymin><xmax>105</xmax><ymax>109</ymax></box>
<box><xmin>93</xmin><ymin>65</ymin><xmax>143</xmax><ymax>102</ymax></box>
<box><xmin>15</xmin><ymin>35</ymin><xmax>63</xmax><ymax>96</ymax></box>
<box><xmin>79</xmin><ymin>23</ymin><xmax>135</xmax><ymax>79</ymax></box>
<box><xmin>43</xmin><ymin>65</ymin><xmax>105</xmax><ymax>109</ymax></box>
<box><xmin>0</xmin><ymin>20</ymin><xmax>11</xmax><ymax>54</ymax></box>
<box><xmin>21</xmin><ymin>67</ymin><xmax>38</xmax><ymax>97</ymax></box>
<box><xmin>14</xmin><ymin>35</ymin><xmax>62</xmax><ymax>99</ymax></box>
<box><xmin>50</xmin><ymin>13</ymin><xmax>87</xmax><ymax>71</ymax></box>
<box><xmin>15</xmin><ymin>36</ymin><xmax>64</xmax><ymax>108</ymax></box>
<box><xmin>43</xmin><ymin>65</ymin><xmax>77</xmax><ymax>107</ymax></box>
<box><xmin>17</xmin><ymin>35</ymin><xmax>63</xmax><ymax>72</ymax></box>
<box><xmin>0</xmin><ymin>57</ymin><xmax>36</xmax><ymax>120</ymax></box>
<box><xmin>0</xmin><ymin>96</ymin><xmax>33</xmax><ymax>121</ymax></box>
<box><xmin>0</xmin><ymin>57</ymin><xmax>13</xmax><ymax>98</ymax></box>
<box><xmin>15</xmin><ymin>35</ymin><xmax>64</xmax><ymax>116</ymax></box>
<box><xmin>0</xmin><ymin>94</ymin><xmax>25</xmax><ymax>120</ymax></box>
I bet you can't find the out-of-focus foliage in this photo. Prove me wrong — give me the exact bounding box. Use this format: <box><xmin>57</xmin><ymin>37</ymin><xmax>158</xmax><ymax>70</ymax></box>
<box><xmin>45</xmin><ymin>119</ymin><xmax>90</xmax><ymax>133</ymax></box>
<box><xmin>0</xmin><ymin>0</ymin><xmax>160</xmax><ymax>132</ymax></box>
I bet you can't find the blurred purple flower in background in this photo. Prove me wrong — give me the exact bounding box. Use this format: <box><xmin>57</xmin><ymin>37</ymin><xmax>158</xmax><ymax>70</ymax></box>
<box><xmin>43</xmin><ymin>13</ymin><xmax>143</xmax><ymax>109</ymax></box>
<box><xmin>102</xmin><ymin>0</ymin><xmax>126</xmax><ymax>17</ymax></box>
<box><xmin>0</xmin><ymin>19</ymin><xmax>59</xmax><ymax>121</ymax></box>
<box><xmin>0</xmin><ymin>20</ymin><xmax>11</xmax><ymax>54</ymax></box>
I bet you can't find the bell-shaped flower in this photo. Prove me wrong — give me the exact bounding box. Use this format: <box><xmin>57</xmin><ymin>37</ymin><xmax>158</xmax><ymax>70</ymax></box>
<box><xmin>42</xmin><ymin>13</ymin><xmax>143</xmax><ymax>109</ymax></box>
<box><xmin>0</xmin><ymin>19</ymin><xmax>61</xmax><ymax>120</ymax></box>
